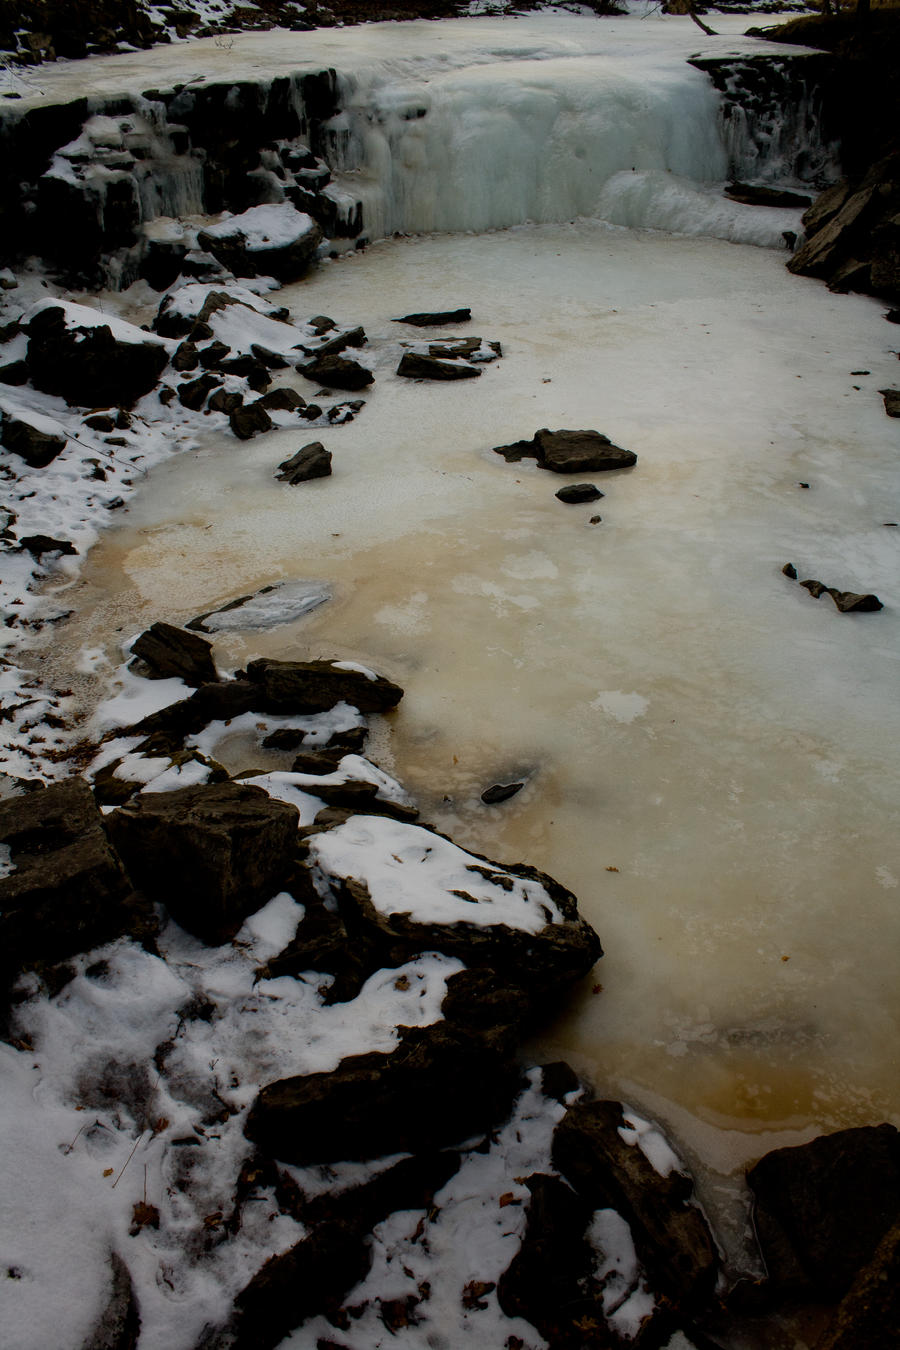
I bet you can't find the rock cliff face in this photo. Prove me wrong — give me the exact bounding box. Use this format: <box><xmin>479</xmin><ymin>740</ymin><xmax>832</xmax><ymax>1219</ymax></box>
<box><xmin>0</xmin><ymin>69</ymin><xmax>362</xmax><ymax>287</ymax></box>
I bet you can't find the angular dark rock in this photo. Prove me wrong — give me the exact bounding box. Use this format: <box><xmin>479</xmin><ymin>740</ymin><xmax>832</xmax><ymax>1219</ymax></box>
<box><xmin>726</xmin><ymin>181</ymin><xmax>812</xmax><ymax>209</ymax></box>
<box><xmin>494</xmin><ymin>428</ymin><xmax>637</xmax><ymax>474</ymax></box>
<box><xmin>297</xmin><ymin>353</ymin><xmax>373</xmax><ymax>391</ymax></box>
<box><xmin>275</xmin><ymin>441</ymin><xmax>332</xmax><ymax>484</ymax></box>
<box><xmin>219</xmin><ymin>355</ymin><xmax>271</xmax><ymax>391</ymax></box>
<box><xmin>172</xmin><ymin>341</ymin><xmax>200</xmax><ymax>372</ymax></box>
<box><xmin>815</xmin><ymin>1219</ymin><xmax>900</xmax><ymax>1350</ymax></box>
<box><xmin>229</xmin><ymin>400</ymin><xmax>273</xmax><ymax>440</ymax></box>
<box><xmin>126</xmin><ymin>680</ymin><xmax>260</xmax><ymax>742</ymax></box>
<box><xmin>250</xmin><ymin>343</ymin><xmax>289</xmax><ymax>369</ymax></box>
<box><xmin>396</xmin><ymin>350</ymin><xmax>481</xmax><ymax>380</ymax></box>
<box><xmin>177</xmin><ymin>372</ymin><xmax>220</xmax><ymax>410</ymax></box>
<box><xmin>0</xmin><ymin>411</ymin><xmax>67</xmax><ymax>467</ymax></box>
<box><xmin>326</xmin><ymin>841</ymin><xmax>602</xmax><ymax>1001</ymax></box>
<box><xmin>297</xmin><ymin>325</ymin><xmax>366</xmax><ymax>358</ymax></box>
<box><xmin>0</xmin><ymin>359</ymin><xmax>28</xmax><ymax>386</ymax></box>
<box><xmin>481</xmin><ymin>781</ymin><xmax>525</xmax><ymax>804</ymax></box>
<box><xmin>26</xmin><ymin>303</ymin><xmax>169</xmax><ymax>408</ymax></box>
<box><xmin>197</xmin><ymin>341</ymin><xmax>231</xmax><ymax>370</ymax></box>
<box><xmin>552</xmin><ymin>1099</ymin><xmax>718</xmax><ymax>1309</ymax></box>
<box><xmin>106</xmin><ymin>782</ymin><xmax>300</xmax><ymax>945</ymax></box>
<box><xmin>245</xmin><ymin>1018</ymin><xmax>523</xmax><ymax>1164</ymax></box>
<box><xmin>208</xmin><ymin>389</ymin><xmax>243</xmax><ymax>416</ymax></box>
<box><xmin>244</xmin><ymin>657</ymin><xmax>403</xmax><ymax>714</ymax></box>
<box><xmin>18</xmin><ymin>534</ymin><xmax>77</xmax><ymax>557</ymax></box>
<box><xmin>128</xmin><ymin>621</ymin><xmax>218</xmax><ymax>686</ymax></box>
<box><xmin>394</xmin><ymin>308</ymin><xmax>472</xmax><ymax>326</ymax></box>
<box><xmin>782</xmin><ymin>562</ymin><xmax>798</xmax><ymax>579</ymax></box>
<box><xmin>0</xmin><ymin>778</ymin><xmax>139</xmax><ymax>990</ymax></box>
<box><xmin>258</xmin><ymin>387</ymin><xmax>305</xmax><ymax>412</ymax></box>
<box><xmin>496</xmin><ymin>1173</ymin><xmax>599</xmax><ymax>1345</ymax></box>
<box><xmin>746</xmin><ymin>1123</ymin><xmax>900</xmax><ymax>1300</ymax></box>
<box><xmin>198</xmin><ymin>205</ymin><xmax>322</xmax><ymax>283</ymax></box>
<box><xmin>827</xmin><ymin>588</ymin><xmax>883</xmax><ymax>613</ymax></box>
<box><xmin>882</xmin><ymin>388</ymin><xmax>900</xmax><ymax>418</ymax></box>
<box><xmin>555</xmin><ymin>483</ymin><xmax>604</xmax><ymax>504</ymax></box>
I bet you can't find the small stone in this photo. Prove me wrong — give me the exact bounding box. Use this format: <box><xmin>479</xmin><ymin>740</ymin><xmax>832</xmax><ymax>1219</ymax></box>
<box><xmin>555</xmin><ymin>484</ymin><xmax>603</xmax><ymax>504</ymax></box>
<box><xmin>481</xmin><ymin>781</ymin><xmax>525</xmax><ymax>805</ymax></box>
<box><xmin>229</xmin><ymin>401</ymin><xmax>273</xmax><ymax>440</ymax></box>
<box><xmin>782</xmin><ymin>563</ymin><xmax>798</xmax><ymax>579</ymax></box>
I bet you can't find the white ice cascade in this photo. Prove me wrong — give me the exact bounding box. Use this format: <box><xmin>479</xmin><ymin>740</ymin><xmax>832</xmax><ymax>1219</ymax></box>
<box><xmin>319</xmin><ymin>47</ymin><xmax>825</xmax><ymax>248</ymax></box>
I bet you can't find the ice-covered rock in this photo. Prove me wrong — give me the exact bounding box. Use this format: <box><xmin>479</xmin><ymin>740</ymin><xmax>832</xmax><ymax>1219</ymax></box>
<box><xmin>198</xmin><ymin>204</ymin><xmax>322</xmax><ymax>282</ymax></box>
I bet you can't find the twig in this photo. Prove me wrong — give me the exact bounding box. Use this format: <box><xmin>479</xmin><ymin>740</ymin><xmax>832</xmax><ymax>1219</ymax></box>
<box><xmin>112</xmin><ymin>1130</ymin><xmax>147</xmax><ymax>1188</ymax></box>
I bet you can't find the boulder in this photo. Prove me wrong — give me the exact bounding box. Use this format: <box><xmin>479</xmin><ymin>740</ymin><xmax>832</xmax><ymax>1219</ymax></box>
<box><xmin>105</xmin><ymin>781</ymin><xmax>301</xmax><ymax>945</ymax></box>
<box><xmin>275</xmin><ymin>441</ymin><xmax>332</xmax><ymax>483</ymax></box>
<box><xmin>219</xmin><ymin>355</ymin><xmax>271</xmax><ymax>391</ymax></box>
<box><xmin>258</xmin><ymin>387</ymin><xmax>305</xmax><ymax>412</ymax></box>
<box><xmin>882</xmin><ymin>389</ymin><xmax>900</xmax><ymax>418</ymax></box>
<box><xmin>198</xmin><ymin>204</ymin><xmax>322</xmax><ymax>282</ymax></box>
<box><xmin>243</xmin><ymin>657</ymin><xmax>403</xmax><ymax>714</ymax></box>
<box><xmin>310</xmin><ymin>817</ymin><xmax>602</xmax><ymax>999</ymax></box>
<box><xmin>244</xmin><ymin>1017</ymin><xmax>523</xmax><ymax>1164</ymax></box>
<box><xmin>0</xmin><ymin>778</ymin><xmax>139</xmax><ymax>990</ymax></box>
<box><xmin>208</xmin><ymin>389</ymin><xmax>243</xmax><ymax>416</ymax></box>
<box><xmin>815</xmin><ymin>1219</ymin><xmax>900</xmax><ymax>1350</ymax></box>
<box><xmin>296</xmin><ymin>325</ymin><xmax>366</xmax><ymax>358</ymax></box>
<box><xmin>297</xmin><ymin>353</ymin><xmax>373</xmax><ymax>390</ymax></box>
<box><xmin>177</xmin><ymin>372</ymin><xmax>220</xmax><ymax>410</ymax></box>
<box><xmin>494</xmin><ymin>429</ymin><xmax>637</xmax><ymax>474</ymax></box>
<box><xmin>394</xmin><ymin>308</ymin><xmax>472</xmax><ymax>326</ymax></box>
<box><xmin>555</xmin><ymin>483</ymin><xmax>604</xmax><ymax>504</ymax></box>
<box><xmin>798</xmin><ymin>576</ymin><xmax>883</xmax><ymax>611</ymax></box>
<box><xmin>552</xmin><ymin>1099</ymin><xmax>718</xmax><ymax>1309</ymax></box>
<box><xmin>229</xmin><ymin>400</ymin><xmax>273</xmax><ymax>440</ymax></box>
<box><xmin>0</xmin><ymin>408</ymin><xmax>67</xmax><ymax>467</ymax></box>
<box><xmin>496</xmin><ymin>1174</ymin><xmax>603</xmax><ymax>1346</ymax></box>
<box><xmin>26</xmin><ymin>301</ymin><xmax>169</xmax><ymax>408</ymax></box>
<box><xmin>197</xmin><ymin>341</ymin><xmax>231</xmax><ymax>370</ymax></box>
<box><xmin>128</xmin><ymin>621</ymin><xmax>218</xmax><ymax>686</ymax></box>
<box><xmin>746</xmin><ymin>1123</ymin><xmax>900</xmax><ymax>1300</ymax></box>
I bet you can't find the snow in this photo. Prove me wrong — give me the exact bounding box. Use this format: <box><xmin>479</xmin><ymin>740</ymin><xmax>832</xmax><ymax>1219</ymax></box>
<box><xmin>27</xmin><ymin>298</ymin><xmax>174</xmax><ymax>352</ymax></box>
<box><xmin>4</xmin><ymin>896</ymin><xmax>465</xmax><ymax>1350</ymax></box>
<box><xmin>588</xmin><ymin>1208</ymin><xmax>657</xmax><ymax>1340</ymax></box>
<box><xmin>200</xmin><ymin>203</ymin><xmax>317</xmax><ymax>252</ymax></box>
<box><xmin>293</xmin><ymin>1069</ymin><xmax>568</xmax><ymax>1350</ymax></box>
<box><xmin>332</xmin><ymin>658</ymin><xmax>379</xmax><ymax>680</ymax></box>
<box><xmin>309</xmin><ymin>816</ymin><xmax>564</xmax><ymax>932</ymax></box>
<box><xmin>618</xmin><ymin>1109</ymin><xmax>684</xmax><ymax>1179</ymax></box>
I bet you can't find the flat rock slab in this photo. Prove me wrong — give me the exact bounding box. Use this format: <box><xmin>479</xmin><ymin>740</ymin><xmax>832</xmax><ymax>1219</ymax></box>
<box><xmin>106</xmin><ymin>781</ymin><xmax>300</xmax><ymax>945</ymax></box>
<box><xmin>396</xmin><ymin>350</ymin><xmax>482</xmax><ymax>380</ymax></box>
<box><xmin>129</xmin><ymin>621</ymin><xmax>218</xmax><ymax>686</ymax></box>
<box><xmin>276</xmin><ymin>441</ymin><xmax>332</xmax><ymax>484</ymax></box>
<box><xmin>244</xmin><ymin>657</ymin><xmax>403</xmax><ymax>714</ymax></box>
<box><xmin>746</xmin><ymin>1123</ymin><xmax>900</xmax><ymax>1300</ymax></box>
<box><xmin>0</xmin><ymin>778</ymin><xmax>136</xmax><ymax>986</ymax></box>
<box><xmin>394</xmin><ymin>309</ymin><xmax>472</xmax><ymax>326</ymax></box>
<box><xmin>187</xmin><ymin>580</ymin><xmax>331</xmax><ymax>634</ymax></box>
<box><xmin>494</xmin><ymin>428</ymin><xmax>637</xmax><ymax>474</ymax></box>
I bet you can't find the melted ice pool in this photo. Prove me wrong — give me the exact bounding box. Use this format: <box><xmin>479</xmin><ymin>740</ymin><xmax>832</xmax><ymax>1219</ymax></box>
<box><xmin>49</xmin><ymin>221</ymin><xmax>900</xmax><ymax>1183</ymax></box>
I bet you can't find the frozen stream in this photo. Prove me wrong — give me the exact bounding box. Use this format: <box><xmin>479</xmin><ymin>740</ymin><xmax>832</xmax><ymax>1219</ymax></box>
<box><xmin>50</xmin><ymin>218</ymin><xmax>900</xmax><ymax>1184</ymax></box>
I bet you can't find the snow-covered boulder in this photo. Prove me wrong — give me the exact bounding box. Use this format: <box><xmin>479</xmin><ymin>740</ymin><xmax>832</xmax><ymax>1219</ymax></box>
<box><xmin>198</xmin><ymin>204</ymin><xmax>322</xmax><ymax>282</ymax></box>
<box><xmin>25</xmin><ymin>300</ymin><xmax>171</xmax><ymax>409</ymax></box>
